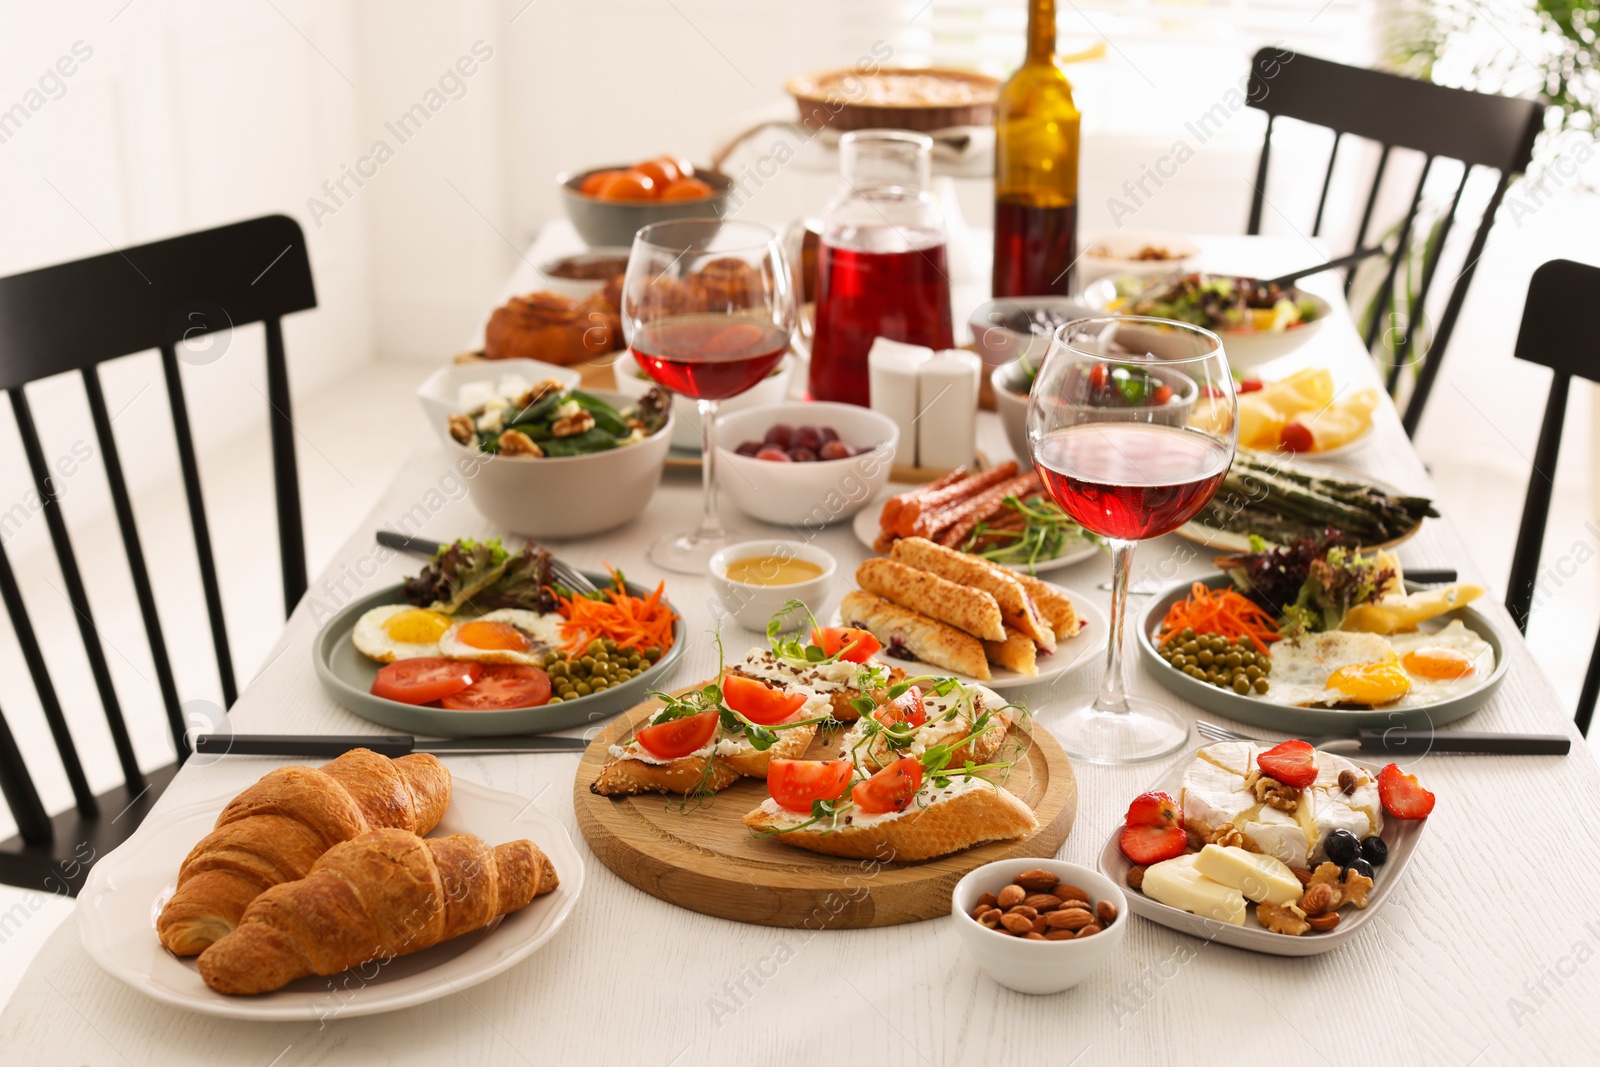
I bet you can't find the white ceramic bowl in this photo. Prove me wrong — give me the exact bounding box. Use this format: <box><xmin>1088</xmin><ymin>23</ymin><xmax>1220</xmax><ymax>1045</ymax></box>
<box><xmin>612</xmin><ymin>347</ymin><xmax>796</xmax><ymax>452</ymax></box>
<box><xmin>417</xmin><ymin>359</ymin><xmax>582</xmax><ymax>446</ymax></box>
<box><xmin>529</xmin><ymin>247</ymin><xmax>632</xmax><ymax>300</ymax></box>
<box><xmin>1080</xmin><ymin>277</ymin><xmax>1332</xmax><ymax>370</ymax></box>
<box><xmin>446</xmin><ymin>389</ymin><xmax>673</xmax><ymax>540</ymax></box>
<box><xmin>715</xmin><ymin>402</ymin><xmax>899</xmax><ymax>528</ymax></box>
<box><xmin>1076</xmin><ymin>229</ymin><xmax>1201</xmax><ymax>290</ymax></box>
<box><xmin>707</xmin><ymin>540</ymin><xmax>837</xmax><ymax>632</ymax></box>
<box><xmin>990</xmin><ymin>359</ymin><xmax>1033</xmax><ymax>470</ymax></box>
<box><xmin>952</xmin><ymin>859</ymin><xmax>1127</xmax><ymax>995</ymax></box>
<box><xmin>967</xmin><ymin>296</ymin><xmax>1097</xmax><ymax>372</ymax></box>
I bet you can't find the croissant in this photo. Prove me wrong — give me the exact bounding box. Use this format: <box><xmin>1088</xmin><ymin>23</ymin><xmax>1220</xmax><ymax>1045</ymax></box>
<box><xmin>196</xmin><ymin>828</ymin><xmax>558</xmax><ymax>995</ymax></box>
<box><xmin>157</xmin><ymin>748</ymin><xmax>452</xmax><ymax>956</ymax></box>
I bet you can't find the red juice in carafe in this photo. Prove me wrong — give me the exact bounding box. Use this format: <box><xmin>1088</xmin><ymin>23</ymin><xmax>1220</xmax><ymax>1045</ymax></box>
<box><xmin>808</xmin><ymin>231</ymin><xmax>954</xmax><ymax>406</ymax></box>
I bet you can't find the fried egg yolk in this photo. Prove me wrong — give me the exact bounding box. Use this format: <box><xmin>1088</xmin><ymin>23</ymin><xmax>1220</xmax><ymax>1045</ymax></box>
<box><xmin>1401</xmin><ymin>646</ymin><xmax>1475</xmax><ymax>681</ymax></box>
<box><xmin>1326</xmin><ymin>658</ymin><xmax>1412</xmax><ymax>705</ymax></box>
<box><xmin>453</xmin><ymin>620</ymin><xmax>532</xmax><ymax>652</ymax></box>
<box><xmin>383</xmin><ymin>609</ymin><xmax>452</xmax><ymax>644</ymax></box>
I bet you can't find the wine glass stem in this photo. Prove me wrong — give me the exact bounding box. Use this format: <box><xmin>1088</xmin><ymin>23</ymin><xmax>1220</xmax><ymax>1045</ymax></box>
<box><xmin>694</xmin><ymin>398</ymin><xmax>726</xmax><ymax>545</ymax></box>
<box><xmin>1095</xmin><ymin>537</ymin><xmax>1136</xmax><ymax>714</ymax></box>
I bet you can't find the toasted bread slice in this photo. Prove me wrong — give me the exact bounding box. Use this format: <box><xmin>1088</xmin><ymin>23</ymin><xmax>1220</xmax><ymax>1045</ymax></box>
<box><xmin>982</xmin><ymin>626</ymin><xmax>1038</xmax><ymax>675</ymax></box>
<box><xmin>742</xmin><ymin>778</ymin><xmax>1037</xmax><ymax>862</ymax></box>
<box><xmin>840</xmin><ymin>590</ymin><xmax>991</xmax><ymax>680</ymax></box>
<box><xmin>856</xmin><ymin>558</ymin><xmax>1006</xmax><ymax>642</ymax></box>
<box><xmin>890</xmin><ymin>538</ymin><xmax>1055</xmax><ymax>652</ymax></box>
<box><xmin>837</xmin><ymin>682</ymin><xmax>1013</xmax><ymax>771</ymax></box>
<box><xmin>590</xmin><ymin>751</ymin><xmax>742</xmax><ymax>797</ymax></box>
<box><xmin>729</xmin><ymin>652</ymin><xmax>902</xmax><ymax>722</ymax></box>
<box><xmin>719</xmin><ymin>721</ymin><xmax>817</xmax><ymax>777</ymax></box>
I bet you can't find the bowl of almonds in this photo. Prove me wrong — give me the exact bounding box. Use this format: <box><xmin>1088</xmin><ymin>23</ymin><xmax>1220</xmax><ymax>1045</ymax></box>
<box><xmin>951</xmin><ymin>859</ymin><xmax>1126</xmax><ymax>995</ymax></box>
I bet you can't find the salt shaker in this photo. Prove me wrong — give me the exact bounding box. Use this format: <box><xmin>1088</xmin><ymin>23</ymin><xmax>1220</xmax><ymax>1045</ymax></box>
<box><xmin>916</xmin><ymin>349</ymin><xmax>981</xmax><ymax>471</ymax></box>
<box><xmin>867</xmin><ymin>337</ymin><xmax>930</xmax><ymax>467</ymax></box>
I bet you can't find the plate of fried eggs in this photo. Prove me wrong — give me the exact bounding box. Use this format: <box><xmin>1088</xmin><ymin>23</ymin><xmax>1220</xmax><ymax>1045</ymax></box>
<box><xmin>1136</xmin><ymin>574</ymin><xmax>1508</xmax><ymax>732</ymax></box>
<box><xmin>314</xmin><ymin>578</ymin><xmax>686</xmax><ymax>737</ymax></box>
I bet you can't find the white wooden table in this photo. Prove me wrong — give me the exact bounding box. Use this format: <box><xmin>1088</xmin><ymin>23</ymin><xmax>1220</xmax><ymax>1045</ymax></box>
<box><xmin>5</xmin><ymin>230</ymin><xmax>1598</xmax><ymax>1066</ymax></box>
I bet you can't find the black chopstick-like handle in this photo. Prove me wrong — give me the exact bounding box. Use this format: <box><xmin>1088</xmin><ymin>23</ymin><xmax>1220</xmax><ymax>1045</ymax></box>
<box><xmin>1404</xmin><ymin>568</ymin><xmax>1458</xmax><ymax>585</ymax></box>
<box><xmin>376</xmin><ymin>530</ymin><xmax>445</xmax><ymax>558</ymax></box>
<box><xmin>1262</xmin><ymin>245</ymin><xmax>1386</xmax><ymax>287</ymax></box>
<box><xmin>193</xmin><ymin>734</ymin><xmax>415</xmax><ymax>758</ymax></box>
<box><xmin>1355</xmin><ymin>730</ymin><xmax>1570</xmax><ymax>756</ymax></box>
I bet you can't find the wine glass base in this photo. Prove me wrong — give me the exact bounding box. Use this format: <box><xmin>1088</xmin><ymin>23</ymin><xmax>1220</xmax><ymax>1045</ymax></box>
<box><xmin>648</xmin><ymin>530</ymin><xmax>728</xmax><ymax>574</ymax></box>
<box><xmin>1043</xmin><ymin>696</ymin><xmax>1191</xmax><ymax>765</ymax></box>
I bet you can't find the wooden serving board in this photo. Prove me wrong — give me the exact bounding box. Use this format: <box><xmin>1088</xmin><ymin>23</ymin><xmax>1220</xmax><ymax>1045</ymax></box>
<box><xmin>573</xmin><ymin>686</ymin><xmax>1077</xmax><ymax>928</ymax></box>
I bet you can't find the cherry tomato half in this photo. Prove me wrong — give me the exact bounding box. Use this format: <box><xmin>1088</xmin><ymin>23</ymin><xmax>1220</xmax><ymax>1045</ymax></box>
<box><xmin>437</xmin><ymin>664</ymin><xmax>551</xmax><ymax>711</ymax></box>
<box><xmin>852</xmin><ymin>756</ymin><xmax>924</xmax><ymax>815</ymax></box>
<box><xmin>874</xmin><ymin>685</ymin><xmax>927</xmax><ymax>729</ymax></box>
<box><xmin>768</xmin><ymin>759</ymin><xmax>854</xmax><ymax>813</ymax></box>
<box><xmin>1279</xmin><ymin>421</ymin><xmax>1315</xmax><ymax>453</ymax></box>
<box><xmin>635</xmin><ymin>710</ymin><xmax>719</xmax><ymax>760</ymax></box>
<box><xmin>723</xmin><ymin>672</ymin><xmax>807</xmax><ymax>726</ymax></box>
<box><xmin>1088</xmin><ymin>364</ymin><xmax>1110</xmax><ymax>390</ymax></box>
<box><xmin>811</xmin><ymin>626</ymin><xmax>882</xmax><ymax>664</ymax></box>
<box><xmin>372</xmin><ymin>658</ymin><xmax>481</xmax><ymax>706</ymax></box>
<box><xmin>1238</xmin><ymin>378</ymin><xmax>1266</xmax><ymax>393</ymax></box>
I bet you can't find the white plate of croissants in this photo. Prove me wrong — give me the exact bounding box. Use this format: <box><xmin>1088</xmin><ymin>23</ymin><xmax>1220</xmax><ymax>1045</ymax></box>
<box><xmin>76</xmin><ymin>748</ymin><xmax>583</xmax><ymax>1020</ymax></box>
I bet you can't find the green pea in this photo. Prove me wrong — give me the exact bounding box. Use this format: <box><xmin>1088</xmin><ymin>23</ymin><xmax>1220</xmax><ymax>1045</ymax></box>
<box><xmin>1253</xmin><ymin>678</ymin><xmax>1269</xmax><ymax>694</ymax></box>
<box><xmin>1197</xmin><ymin>650</ymin><xmax>1214</xmax><ymax>666</ymax></box>
<box><xmin>574</xmin><ymin>682</ymin><xmax>592</xmax><ymax>696</ymax></box>
<box><xmin>1232</xmin><ymin>676</ymin><xmax>1250</xmax><ymax>694</ymax></box>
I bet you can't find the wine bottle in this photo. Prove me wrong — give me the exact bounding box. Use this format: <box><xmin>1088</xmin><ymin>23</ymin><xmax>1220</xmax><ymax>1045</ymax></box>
<box><xmin>992</xmin><ymin>0</ymin><xmax>1081</xmax><ymax>297</ymax></box>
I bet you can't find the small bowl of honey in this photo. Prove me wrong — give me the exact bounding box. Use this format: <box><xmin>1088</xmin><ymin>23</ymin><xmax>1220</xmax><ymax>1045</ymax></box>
<box><xmin>707</xmin><ymin>540</ymin><xmax>837</xmax><ymax>632</ymax></box>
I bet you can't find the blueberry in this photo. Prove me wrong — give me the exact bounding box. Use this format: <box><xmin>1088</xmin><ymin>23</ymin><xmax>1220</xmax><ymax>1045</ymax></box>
<box><xmin>1343</xmin><ymin>857</ymin><xmax>1375</xmax><ymax>881</ymax></box>
<box><xmin>1324</xmin><ymin>829</ymin><xmax>1361</xmax><ymax>866</ymax></box>
<box><xmin>1360</xmin><ymin>837</ymin><xmax>1388</xmax><ymax>867</ymax></box>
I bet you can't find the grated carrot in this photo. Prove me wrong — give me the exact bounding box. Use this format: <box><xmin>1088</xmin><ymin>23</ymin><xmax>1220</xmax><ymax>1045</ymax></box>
<box><xmin>556</xmin><ymin>563</ymin><xmax>677</xmax><ymax>654</ymax></box>
<box><xmin>1157</xmin><ymin>582</ymin><xmax>1280</xmax><ymax>655</ymax></box>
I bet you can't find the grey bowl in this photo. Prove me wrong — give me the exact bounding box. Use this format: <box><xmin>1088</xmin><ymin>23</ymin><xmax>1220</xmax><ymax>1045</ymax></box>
<box><xmin>312</xmin><ymin>577</ymin><xmax>686</xmax><ymax>737</ymax></box>
<box><xmin>968</xmin><ymin>296</ymin><xmax>1096</xmax><ymax>370</ymax></box>
<box><xmin>557</xmin><ymin>166</ymin><xmax>734</xmax><ymax>248</ymax></box>
<box><xmin>1136</xmin><ymin>573</ymin><xmax>1508</xmax><ymax>732</ymax></box>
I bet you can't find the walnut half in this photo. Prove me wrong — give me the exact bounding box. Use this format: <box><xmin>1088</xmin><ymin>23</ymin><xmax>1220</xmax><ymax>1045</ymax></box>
<box><xmin>496</xmin><ymin>429</ymin><xmax>544</xmax><ymax>457</ymax></box>
<box><xmin>1252</xmin><ymin>774</ymin><xmax>1301</xmax><ymax>813</ymax></box>
<box><xmin>1257</xmin><ymin>900</ymin><xmax>1310</xmax><ymax>936</ymax></box>
<box><xmin>551</xmin><ymin>410</ymin><xmax>595</xmax><ymax>438</ymax></box>
<box><xmin>448</xmin><ymin>412</ymin><xmax>476</xmax><ymax>445</ymax></box>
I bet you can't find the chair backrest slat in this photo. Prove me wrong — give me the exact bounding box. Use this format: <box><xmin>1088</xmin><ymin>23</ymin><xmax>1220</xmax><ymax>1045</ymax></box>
<box><xmin>263</xmin><ymin>318</ymin><xmax>307</xmax><ymax>610</ymax></box>
<box><xmin>81</xmin><ymin>366</ymin><xmax>188</xmax><ymax>761</ymax></box>
<box><xmin>7</xmin><ymin>389</ymin><xmax>144</xmax><ymax>793</ymax></box>
<box><xmin>160</xmin><ymin>344</ymin><xmax>238</xmax><ymax>708</ymax></box>
<box><xmin>1347</xmin><ymin>143</ymin><xmax>1392</xmax><ymax>297</ymax></box>
<box><xmin>1311</xmin><ymin>131</ymin><xmax>1343</xmax><ymax>238</ymax></box>
<box><xmin>1245</xmin><ymin>49</ymin><xmax>1544</xmax><ymax>435</ymax></box>
<box><xmin>0</xmin><ymin>701</ymin><xmax>52</xmax><ymax>844</ymax></box>
<box><xmin>0</xmin><ymin>544</ymin><xmax>96</xmax><ymax>816</ymax></box>
<box><xmin>1363</xmin><ymin>155</ymin><xmax>1436</xmax><ymax>353</ymax></box>
<box><xmin>1387</xmin><ymin>166</ymin><xmax>1475</xmax><ymax>393</ymax></box>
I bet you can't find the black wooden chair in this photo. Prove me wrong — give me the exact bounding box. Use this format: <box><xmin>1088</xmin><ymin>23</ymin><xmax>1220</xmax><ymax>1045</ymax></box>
<box><xmin>0</xmin><ymin>214</ymin><xmax>314</xmax><ymax>894</ymax></box>
<box><xmin>1503</xmin><ymin>258</ymin><xmax>1600</xmax><ymax>736</ymax></box>
<box><xmin>1244</xmin><ymin>48</ymin><xmax>1544</xmax><ymax>437</ymax></box>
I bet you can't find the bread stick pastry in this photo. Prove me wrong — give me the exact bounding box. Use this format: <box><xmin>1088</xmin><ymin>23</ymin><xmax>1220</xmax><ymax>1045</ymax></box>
<box><xmin>982</xmin><ymin>627</ymin><xmax>1038</xmax><ymax>676</ymax></box>
<box><xmin>840</xmin><ymin>590</ymin><xmax>991</xmax><ymax>680</ymax></box>
<box><xmin>836</xmin><ymin>680</ymin><xmax>1014</xmax><ymax>771</ymax></box>
<box><xmin>157</xmin><ymin>749</ymin><xmax>452</xmax><ymax>956</ymax></box>
<box><xmin>196</xmin><ymin>828</ymin><xmax>557</xmax><ymax>995</ymax></box>
<box><xmin>743</xmin><ymin>774</ymin><xmax>1037</xmax><ymax>862</ymax></box>
<box><xmin>889</xmin><ymin>538</ymin><xmax>1055</xmax><ymax>651</ymax></box>
<box><xmin>1005</xmin><ymin>568</ymin><xmax>1081</xmax><ymax>640</ymax></box>
<box><xmin>856</xmin><ymin>558</ymin><xmax>1006</xmax><ymax>642</ymax></box>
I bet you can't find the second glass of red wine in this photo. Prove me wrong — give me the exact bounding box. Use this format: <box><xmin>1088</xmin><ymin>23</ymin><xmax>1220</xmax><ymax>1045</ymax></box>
<box><xmin>623</xmin><ymin>219</ymin><xmax>796</xmax><ymax>574</ymax></box>
<box><xmin>1028</xmin><ymin>316</ymin><xmax>1237</xmax><ymax>763</ymax></box>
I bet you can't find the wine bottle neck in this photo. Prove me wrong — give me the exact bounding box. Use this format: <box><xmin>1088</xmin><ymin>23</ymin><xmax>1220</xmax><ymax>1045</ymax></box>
<box><xmin>1026</xmin><ymin>0</ymin><xmax>1057</xmax><ymax>63</ymax></box>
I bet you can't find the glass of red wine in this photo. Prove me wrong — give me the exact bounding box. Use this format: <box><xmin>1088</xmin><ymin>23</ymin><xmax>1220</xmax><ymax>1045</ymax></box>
<box><xmin>1028</xmin><ymin>316</ymin><xmax>1237</xmax><ymax>763</ymax></box>
<box><xmin>623</xmin><ymin>219</ymin><xmax>796</xmax><ymax>573</ymax></box>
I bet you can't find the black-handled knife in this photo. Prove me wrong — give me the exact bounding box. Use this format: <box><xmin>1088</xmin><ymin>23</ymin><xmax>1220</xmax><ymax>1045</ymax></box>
<box><xmin>376</xmin><ymin>531</ymin><xmax>445</xmax><ymax>558</ymax></box>
<box><xmin>193</xmin><ymin>734</ymin><xmax>591</xmax><ymax>758</ymax></box>
<box><xmin>1403</xmin><ymin>568</ymin><xmax>1457</xmax><ymax>585</ymax></box>
<box><xmin>1346</xmin><ymin>729</ymin><xmax>1569</xmax><ymax>756</ymax></box>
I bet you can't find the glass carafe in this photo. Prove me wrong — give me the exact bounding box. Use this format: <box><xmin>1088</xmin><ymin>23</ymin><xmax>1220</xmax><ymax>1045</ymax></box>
<box><xmin>807</xmin><ymin>130</ymin><xmax>954</xmax><ymax>406</ymax></box>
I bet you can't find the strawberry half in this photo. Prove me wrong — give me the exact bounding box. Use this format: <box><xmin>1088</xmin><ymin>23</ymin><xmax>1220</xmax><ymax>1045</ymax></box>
<box><xmin>1124</xmin><ymin>790</ymin><xmax>1181</xmax><ymax>828</ymax></box>
<box><xmin>1377</xmin><ymin>763</ymin><xmax>1435</xmax><ymax>819</ymax></box>
<box><xmin>1257</xmin><ymin>740</ymin><xmax>1318</xmax><ymax>790</ymax></box>
<box><xmin>1119</xmin><ymin>823</ymin><xmax>1188</xmax><ymax>865</ymax></box>
<box><xmin>1119</xmin><ymin>791</ymin><xmax>1186</xmax><ymax>865</ymax></box>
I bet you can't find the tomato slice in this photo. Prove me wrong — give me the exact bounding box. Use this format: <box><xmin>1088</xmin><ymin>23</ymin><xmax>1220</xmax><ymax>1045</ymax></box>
<box><xmin>436</xmin><ymin>664</ymin><xmax>551</xmax><ymax>711</ymax></box>
<box><xmin>723</xmin><ymin>673</ymin><xmax>807</xmax><ymax>726</ymax></box>
<box><xmin>874</xmin><ymin>685</ymin><xmax>927</xmax><ymax>729</ymax></box>
<box><xmin>768</xmin><ymin>759</ymin><xmax>854</xmax><ymax>813</ymax></box>
<box><xmin>811</xmin><ymin>626</ymin><xmax>881</xmax><ymax>664</ymax></box>
<box><xmin>372</xmin><ymin>657</ymin><xmax>481</xmax><ymax>706</ymax></box>
<box><xmin>851</xmin><ymin>756</ymin><xmax>924</xmax><ymax>815</ymax></box>
<box><xmin>635</xmin><ymin>710</ymin><xmax>719</xmax><ymax>760</ymax></box>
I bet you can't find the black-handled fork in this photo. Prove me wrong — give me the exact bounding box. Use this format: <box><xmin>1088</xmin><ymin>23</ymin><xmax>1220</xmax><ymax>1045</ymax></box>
<box><xmin>375</xmin><ymin>530</ymin><xmax>599</xmax><ymax>595</ymax></box>
<box><xmin>1196</xmin><ymin>719</ymin><xmax>1570</xmax><ymax>756</ymax></box>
